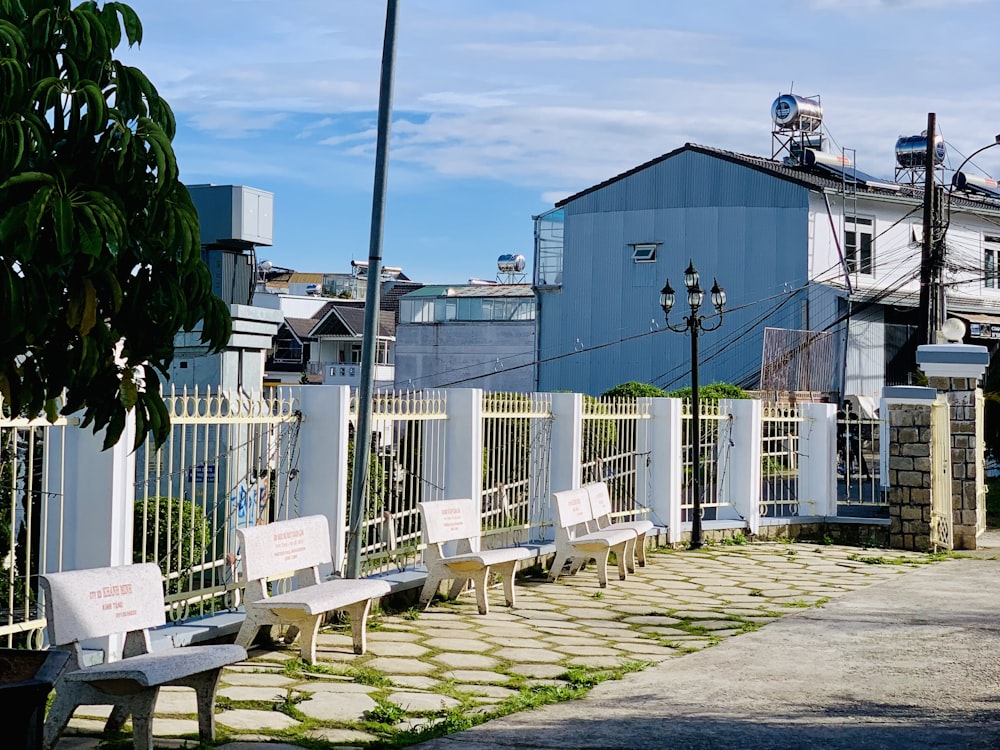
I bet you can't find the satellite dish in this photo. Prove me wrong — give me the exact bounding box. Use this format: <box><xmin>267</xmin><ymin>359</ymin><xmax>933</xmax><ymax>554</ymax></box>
<box><xmin>941</xmin><ymin>318</ymin><xmax>966</xmax><ymax>343</ymax></box>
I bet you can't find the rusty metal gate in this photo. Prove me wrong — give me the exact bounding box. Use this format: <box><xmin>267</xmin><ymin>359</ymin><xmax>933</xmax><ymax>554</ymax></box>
<box><xmin>930</xmin><ymin>397</ymin><xmax>953</xmax><ymax>551</ymax></box>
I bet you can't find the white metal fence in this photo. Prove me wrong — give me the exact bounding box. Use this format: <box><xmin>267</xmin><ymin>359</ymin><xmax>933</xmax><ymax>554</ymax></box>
<box><xmin>760</xmin><ymin>404</ymin><xmax>802</xmax><ymax>518</ymax></box>
<box><xmin>353</xmin><ymin>390</ymin><xmax>448</xmax><ymax>577</ymax></box>
<box><xmin>0</xmin><ymin>406</ymin><xmax>76</xmax><ymax>648</ymax></box>
<box><xmin>582</xmin><ymin>397</ymin><xmax>651</xmax><ymax>520</ymax></box>
<box><xmin>133</xmin><ymin>387</ymin><xmax>303</xmax><ymax>622</ymax></box>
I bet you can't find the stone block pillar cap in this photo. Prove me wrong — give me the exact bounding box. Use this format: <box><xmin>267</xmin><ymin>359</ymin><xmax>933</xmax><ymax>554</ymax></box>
<box><xmin>916</xmin><ymin>344</ymin><xmax>989</xmax><ymax>380</ymax></box>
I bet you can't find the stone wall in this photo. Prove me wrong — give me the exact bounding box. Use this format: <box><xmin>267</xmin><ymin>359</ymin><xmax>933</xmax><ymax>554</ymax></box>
<box><xmin>886</xmin><ymin>402</ymin><xmax>933</xmax><ymax>551</ymax></box>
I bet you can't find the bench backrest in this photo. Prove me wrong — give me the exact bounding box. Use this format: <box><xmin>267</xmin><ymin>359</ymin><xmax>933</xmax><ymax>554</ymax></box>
<box><xmin>40</xmin><ymin>563</ymin><xmax>166</xmax><ymax>646</ymax></box>
<box><xmin>419</xmin><ymin>499</ymin><xmax>480</xmax><ymax>545</ymax></box>
<box><xmin>586</xmin><ymin>481</ymin><xmax>614</xmax><ymax>520</ymax></box>
<box><xmin>552</xmin><ymin>488</ymin><xmax>595</xmax><ymax>530</ymax></box>
<box><xmin>237</xmin><ymin>515</ymin><xmax>332</xmax><ymax>582</ymax></box>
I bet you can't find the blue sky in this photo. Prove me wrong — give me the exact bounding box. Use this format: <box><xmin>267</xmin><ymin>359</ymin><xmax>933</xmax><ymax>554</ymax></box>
<box><xmin>120</xmin><ymin>0</ymin><xmax>1000</xmax><ymax>284</ymax></box>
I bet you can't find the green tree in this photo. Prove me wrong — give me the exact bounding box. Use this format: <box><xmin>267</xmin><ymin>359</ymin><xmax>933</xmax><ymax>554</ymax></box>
<box><xmin>600</xmin><ymin>381</ymin><xmax>667</xmax><ymax>400</ymax></box>
<box><xmin>666</xmin><ymin>382</ymin><xmax>748</xmax><ymax>401</ymax></box>
<box><xmin>0</xmin><ymin>0</ymin><xmax>231</xmax><ymax>450</ymax></box>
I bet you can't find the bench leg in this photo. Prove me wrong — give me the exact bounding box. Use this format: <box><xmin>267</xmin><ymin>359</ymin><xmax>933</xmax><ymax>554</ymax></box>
<box><xmin>295</xmin><ymin>614</ymin><xmax>323</xmax><ymax>664</ymax></box>
<box><xmin>419</xmin><ymin>572</ymin><xmax>446</xmax><ymax>608</ymax></box>
<box><xmin>614</xmin><ymin>541</ymin><xmax>628</xmax><ymax>581</ymax></box>
<box><xmin>497</xmin><ymin>560</ymin><xmax>518</xmax><ymax>608</ymax></box>
<box><xmin>105</xmin><ymin>704</ymin><xmax>130</xmax><ymax>734</ymax></box>
<box><xmin>470</xmin><ymin>568</ymin><xmax>490</xmax><ymax>615</ymax></box>
<box><xmin>448</xmin><ymin>577</ymin><xmax>469</xmax><ymax>601</ymax></box>
<box><xmin>235</xmin><ymin>612</ymin><xmax>270</xmax><ymax>651</ymax></box>
<box><xmin>624</xmin><ymin>537</ymin><xmax>637</xmax><ymax>574</ymax></box>
<box><xmin>344</xmin><ymin>598</ymin><xmax>374</xmax><ymax>655</ymax></box>
<box><xmin>187</xmin><ymin>668</ymin><xmax>223</xmax><ymax>741</ymax></box>
<box><xmin>43</xmin><ymin>688</ymin><xmax>80</xmax><ymax>750</ymax></box>
<box><xmin>593</xmin><ymin>549</ymin><xmax>611</xmax><ymax>587</ymax></box>
<box><xmin>635</xmin><ymin>533</ymin><xmax>647</xmax><ymax>567</ymax></box>
<box><xmin>547</xmin><ymin>550</ymin><xmax>571</xmax><ymax>582</ymax></box>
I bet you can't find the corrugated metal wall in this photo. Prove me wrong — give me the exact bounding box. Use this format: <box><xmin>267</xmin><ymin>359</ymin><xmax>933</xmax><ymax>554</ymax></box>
<box><xmin>537</xmin><ymin>150</ymin><xmax>812</xmax><ymax>395</ymax></box>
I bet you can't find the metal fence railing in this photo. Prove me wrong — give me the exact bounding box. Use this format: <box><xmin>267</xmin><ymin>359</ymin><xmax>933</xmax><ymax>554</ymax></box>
<box><xmin>353</xmin><ymin>390</ymin><xmax>448</xmax><ymax>577</ymax></box>
<box><xmin>680</xmin><ymin>399</ymin><xmax>731</xmax><ymax>523</ymax></box>
<box><xmin>482</xmin><ymin>391</ymin><xmax>552</xmax><ymax>547</ymax></box>
<box><xmin>760</xmin><ymin>403</ymin><xmax>802</xmax><ymax>518</ymax></box>
<box><xmin>0</xmin><ymin>404</ymin><xmax>77</xmax><ymax>648</ymax></box>
<box><xmin>133</xmin><ymin>387</ymin><xmax>303</xmax><ymax>622</ymax></box>
<box><xmin>836</xmin><ymin>406</ymin><xmax>887</xmax><ymax>517</ymax></box>
<box><xmin>582</xmin><ymin>397</ymin><xmax>651</xmax><ymax>521</ymax></box>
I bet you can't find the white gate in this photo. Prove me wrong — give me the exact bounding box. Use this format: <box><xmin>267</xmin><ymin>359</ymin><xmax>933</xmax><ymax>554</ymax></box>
<box><xmin>930</xmin><ymin>397</ymin><xmax>953</xmax><ymax>551</ymax></box>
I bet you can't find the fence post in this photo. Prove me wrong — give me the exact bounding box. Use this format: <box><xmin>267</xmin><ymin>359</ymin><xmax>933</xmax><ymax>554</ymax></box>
<box><xmin>52</xmin><ymin>413</ymin><xmax>136</xmax><ymax>574</ymax></box>
<box><xmin>443</xmin><ymin>388</ymin><xmax>484</xmax><ymax>502</ymax></box>
<box><xmin>798</xmin><ymin>402</ymin><xmax>838</xmax><ymax>517</ymax></box>
<box><xmin>48</xmin><ymin>412</ymin><xmax>135</xmax><ymax>660</ymax></box>
<box><xmin>549</xmin><ymin>392</ymin><xmax>583</xmax><ymax>500</ymax></box>
<box><xmin>720</xmin><ymin>399</ymin><xmax>761</xmax><ymax>536</ymax></box>
<box><xmin>638</xmin><ymin>397</ymin><xmax>682</xmax><ymax>543</ymax></box>
<box><xmin>294</xmin><ymin>385</ymin><xmax>351</xmax><ymax>576</ymax></box>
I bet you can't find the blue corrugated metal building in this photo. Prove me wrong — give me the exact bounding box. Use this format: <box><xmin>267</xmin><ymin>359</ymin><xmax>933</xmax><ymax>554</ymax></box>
<box><xmin>533</xmin><ymin>142</ymin><xmax>1000</xmax><ymax>401</ymax></box>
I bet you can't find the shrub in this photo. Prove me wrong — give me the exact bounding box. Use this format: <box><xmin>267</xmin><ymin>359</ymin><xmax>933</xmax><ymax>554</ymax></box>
<box><xmin>133</xmin><ymin>497</ymin><xmax>210</xmax><ymax>592</ymax></box>
<box><xmin>600</xmin><ymin>382</ymin><xmax>667</xmax><ymax>400</ymax></box>
<box><xmin>666</xmin><ymin>382</ymin><xmax>748</xmax><ymax>401</ymax></box>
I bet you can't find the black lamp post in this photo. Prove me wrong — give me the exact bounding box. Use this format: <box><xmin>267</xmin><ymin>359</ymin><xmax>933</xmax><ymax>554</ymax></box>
<box><xmin>660</xmin><ymin>261</ymin><xmax>726</xmax><ymax>549</ymax></box>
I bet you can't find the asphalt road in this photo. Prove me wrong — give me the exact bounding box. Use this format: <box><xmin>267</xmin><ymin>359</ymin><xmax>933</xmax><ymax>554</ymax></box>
<box><xmin>416</xmin><ymin>557</ymin><xmax>1000</xmax><ymax>750</ymax></box>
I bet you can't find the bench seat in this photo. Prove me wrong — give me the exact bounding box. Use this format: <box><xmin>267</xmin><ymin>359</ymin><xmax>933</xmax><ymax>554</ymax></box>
<box><xmin>586</xmin><ymin>481</ymin><xmax>654</xmax><ymax>571</ymax></box>
<box><xmin>419</xmin><ymin>499</ymin><xmax>533</xmax><ymax>614</ymax></box>
<box><xmin>548</xmin><ymin>488</ymin><xmax>638</xmax><ymax>587</ymax></box>
<box><xmin>235</xmin><ymin>515</ymin><xmax>390</xmax><ymax>663</ymax></box>
<box><xmin>40</xmin><ymin>563</ymin><xmax>247</xmax><ymax>750</ymax></box>
<box><xmin>59</xmin><ymin>644</ymin><xmax>246</xmax><ymax>687</ymax></box>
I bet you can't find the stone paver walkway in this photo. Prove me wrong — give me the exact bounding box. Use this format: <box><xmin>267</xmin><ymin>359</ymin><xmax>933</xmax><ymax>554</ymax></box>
<box><xmin>54</xmin><ymin>542</ymin><xmax>935</xmax><ymax>748</ymax></box>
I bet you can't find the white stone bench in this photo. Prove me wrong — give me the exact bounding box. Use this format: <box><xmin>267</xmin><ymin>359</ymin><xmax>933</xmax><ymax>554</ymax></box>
<box><xmin>40</xmin><ymin>562</ymin><xmax>246</xmax><ymax>750</ymax></box>
<box><xmin>548</xmin><ymin>487</ymin><xmax>636</xmax><ymax>587</ymax></box>
<box><xmin>586</xmin><ymin>481</ymin><xmax>654</xmax><ymax>572</ymax></box>
<box><xmin>418</xmin><ymin>498</ymin><xmax>533</xmax><ymax>614</ymax></box>
<box><xmin>234</xmin><ymin>515</ymin><xmax>391</xmax><ymax>663</ymax></box>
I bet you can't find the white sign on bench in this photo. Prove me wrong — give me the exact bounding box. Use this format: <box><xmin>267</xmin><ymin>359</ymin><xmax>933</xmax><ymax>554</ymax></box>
<box><xmin>40</xmin><ymin>563</ymin><xmax>246</xmax><ymax>750</ymax></box>
<box><xmin>235</xmin><ymin>515</ymin><xmax>391</xmax><ymax>663</ymax></box>
<box><xmin>549</xmin><ymin>487</ymin><xmax>636</xmax><ymax>587</ymax></box>
<box><xmin>586</xmin><ymin>481</ymin><xmax>654</xmax><ymax>572</ymax></box>
<box><xmin>418</xmin><ymin>498</ymin><xmax>532</xmax><ymax>614</ymax></box>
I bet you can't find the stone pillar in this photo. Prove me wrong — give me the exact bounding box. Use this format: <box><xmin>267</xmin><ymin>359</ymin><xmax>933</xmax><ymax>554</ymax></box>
<box><xmin>883</xmin><ymin>388</ymin><xmax>936</xmax><ymax>551</ymax></box>
<box><xmin>926</xmin><ymin>375</ymin><xmax>982</xmax><ymax>550</ymax></box>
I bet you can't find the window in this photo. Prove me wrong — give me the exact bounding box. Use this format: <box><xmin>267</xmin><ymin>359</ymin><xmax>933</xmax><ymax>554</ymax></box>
<box><xmin>845</xmin><ymin>216</ymin><xmax>873</xmax><ymax>275</ymax></box>
<box><xmin>985</xmin><ymin>236</ymin><xmax>1000</xmax><ymax>289</ymax></box>
<box><xmin>631</xmin><ymin>243</ymin><xmax>658</xmax><ymax>262</ymax></box>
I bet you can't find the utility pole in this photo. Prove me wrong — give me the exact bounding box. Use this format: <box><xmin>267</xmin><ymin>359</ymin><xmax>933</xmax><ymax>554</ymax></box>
<box><xmin>346</xmin><ymin>0</ymin><xmax>399</xmax><ymax>580</ymax></box>
<box><xmin>918</xmin><ymin>112</ymin><xmax>943</xmax><ymax>346</ymax></box>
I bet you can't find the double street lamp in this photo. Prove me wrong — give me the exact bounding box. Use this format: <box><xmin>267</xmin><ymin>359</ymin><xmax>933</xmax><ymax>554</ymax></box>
<box><xmin>660</xmin><ymin>261</ymin><xmax>726</xmax><ymax>549</ymax></box>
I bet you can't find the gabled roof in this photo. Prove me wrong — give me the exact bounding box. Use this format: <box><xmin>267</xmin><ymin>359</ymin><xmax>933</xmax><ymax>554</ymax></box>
<box><xmin>310</xmin><ymin>306</ymin><xmax>396</xmax><ymax>338</ymax></box>
<box><xmin>554</xmin><ymin>142</ymin><xmax>913</xmax><ymax>208</ymax></box>
<box><xmin>283</xmin><ymin>317</ymin><xmax>316</xmax><ymax>341</ymax></box>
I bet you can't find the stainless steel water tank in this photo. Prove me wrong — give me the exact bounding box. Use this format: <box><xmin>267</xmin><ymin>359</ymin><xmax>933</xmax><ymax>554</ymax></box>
<box><xmin>771</xmin><ymin>94</ymin><xmax>823</xmax><ymax>131</ymax></box>
<box><xmin>895</xmin><ymin>134</ymin><xmax>946</xmax><ymax>168</ymax></box>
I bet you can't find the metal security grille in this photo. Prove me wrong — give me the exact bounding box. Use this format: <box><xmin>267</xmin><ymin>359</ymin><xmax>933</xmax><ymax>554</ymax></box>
<box><xmin>760</xmin><ymin>327</ymin><xmax>837</xmax><ymax>394</ymax></box>
<box><xmin>760</xmin><ymin>404</ymin><xmax>802</xmax><ymax>517</ymax></box>
<box><xmin>482</xmin><ymin>392</ymin><xmax>552</xmax><ymax>547</ymax></box>
<box><xmin>353</xmin><ymin>390</ymin><xmax>448</xmax><ymax>577</ymax></box>
<box><xmin>680</xmin><ymin>399</ymin><xmax>730</xmax><ymax>522</ymax></box>
<box><xmin>0</xmin><ymin>405</ymin><xmax>77</xmax><ymax>648</ymax></box>
<box><xmin>581</xmin><ymin>397</ymin><xmax>652</xmax><ymax>520</ymax></box>
<box><xmin>930</xmin><ymin>398</ymin><xmax>953</xmax><ymax>551</ymax></box>
<box><xmin>134</xmin><ymin>387</ymin><xmax>302</xmax><ymax>622</ymax></box>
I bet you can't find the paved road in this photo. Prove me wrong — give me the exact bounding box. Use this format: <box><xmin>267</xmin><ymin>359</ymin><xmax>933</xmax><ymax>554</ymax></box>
<box><xmin>416</xmin><ymin>558</ymin><xmax>1000</xmax><ymax>750</ymax></box>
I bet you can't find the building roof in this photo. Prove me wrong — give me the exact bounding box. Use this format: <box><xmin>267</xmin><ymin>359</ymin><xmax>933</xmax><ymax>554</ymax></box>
<box><xmin>555</xmin><ymin>142</ymin><xmax>1000</xmax><ymax>214</ymax></box>
<box><xmin>288</xmin><ymin>272</ymin><xmax>324</xmax><ymax>284</ymax></box>
<box><xmin>310</xmin><ymin>306</ymin><xmax>396</xmax><ymax>338</ymax></box>
<box><xmin>283</xmin><ymin>317</ymin><xmax>316</xmax><ymax>340</ymax></box>
<box><xmin>402</xmin><ymin>284</ymin><xmax>535</xmax><ymax>299</ymax></box>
